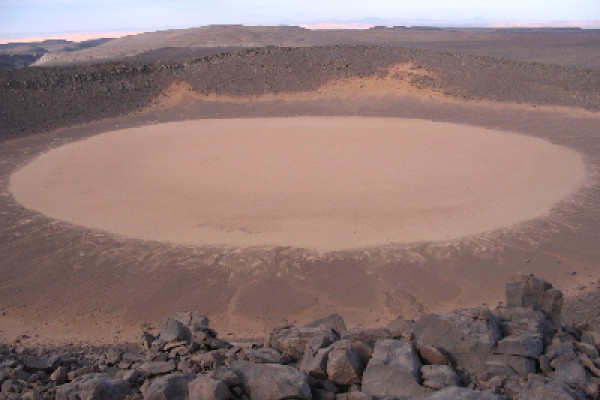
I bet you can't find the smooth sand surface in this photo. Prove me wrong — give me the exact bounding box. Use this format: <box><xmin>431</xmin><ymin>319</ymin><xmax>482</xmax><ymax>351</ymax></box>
<box><xmin>9</xmin><ymin>117</ymin><xmax>586</xmax><ymax>250</ymax></box>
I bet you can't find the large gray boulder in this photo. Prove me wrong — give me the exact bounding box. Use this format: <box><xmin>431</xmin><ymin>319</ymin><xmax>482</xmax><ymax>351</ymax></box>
<box><xmin>505</xmin><ymin>274</ymin><xmax>563</xmax><ymax>328</ymax></box>
<box><xmin>55</xmin><ymin>373</ymin><xmax>130</xmax><ymax>400</ymax></box>
<box><xmin>188</xmin><ymin>375</ymin><xmax>232</xmax><ymax>400</ymax></box>
<box><xmin>305</xmin><ymin>313</ymin><xmax>347</xmax><ymax>335</ymax></box>
<box><xmin>159</xmin><ymin>318</ymin><xmax>192</xmax><ymax>343</ymax></box>
<box><xmin>361</xmin><ymin>339</ymin><xmax>427</xmax><ymax>398</ymax></box>
<box><xmin>326</xmin><ymin>345</ymin><xmax>363</xmax><ymax>386</ymax></box>
<box><xmin>414</xmin><ymin>308</ymin><xmax>502</xmax><ymax>372</ymax></box>
<box><xmin>142</xmin><ymin>373</ymin><xmax>192</xmax><ymax>400</ymax></box>
<box><xmin>231</xmin><ymin>361</ymin><xmax>312</xmax><ymax>400</ymax></box>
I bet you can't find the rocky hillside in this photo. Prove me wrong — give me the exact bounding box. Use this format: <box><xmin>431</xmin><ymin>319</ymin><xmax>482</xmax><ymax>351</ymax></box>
<box><xmin>2</xmin><ymin>275</ymin><xmax>599</xmax><ymax>399</ymax></box>
<box><xmin>29</xmin><ymin>26</ymin><xmax>600</xmax><ymax>68</ymax></box>
<box><xmin>1</xmin><ymin>45</ymin><xmax>599</xmax><ymax>142</ymax></box>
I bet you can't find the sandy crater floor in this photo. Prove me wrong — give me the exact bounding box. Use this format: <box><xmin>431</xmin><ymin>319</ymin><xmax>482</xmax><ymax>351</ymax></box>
<box><xmin>9</xmin><ymin>117</ymin><xmax>586</xmax><ymax>250</ymax></box>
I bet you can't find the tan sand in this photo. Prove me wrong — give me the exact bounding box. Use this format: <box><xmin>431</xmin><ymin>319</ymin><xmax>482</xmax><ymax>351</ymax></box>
<box><xmin>9</xmin><ymin>117</ymin><xmax>586</xmax><ymax>250</ymax></box>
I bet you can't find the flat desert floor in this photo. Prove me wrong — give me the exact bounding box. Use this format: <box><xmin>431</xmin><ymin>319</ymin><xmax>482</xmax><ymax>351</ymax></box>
<box><xmin>9</xmin><ymin>117</ymin><xmax>585</xmax><ymax>250</ymax></box>
<box><xmin>1</xmin><ymin>90</ymin><xmax>600</xmax><ymax>346</ymax></box>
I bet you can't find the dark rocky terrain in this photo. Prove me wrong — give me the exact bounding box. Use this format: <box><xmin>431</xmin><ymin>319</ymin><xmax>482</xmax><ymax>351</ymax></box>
<box><xmin>2</xmin><ymin>275</ymin><xmax>600</xmax><ymax>400</ymax></box>
<box><xmin>2</xmin><ymin>45</ymin><xmax>599</xmax><ymax>142</ymax></box>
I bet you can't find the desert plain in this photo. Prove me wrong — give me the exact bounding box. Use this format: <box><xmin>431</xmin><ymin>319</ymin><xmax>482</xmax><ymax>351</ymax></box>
<box><xmin>1</xmin><ymin>26</ymin><xmax>600</xmax><ymax>347</ymax></box>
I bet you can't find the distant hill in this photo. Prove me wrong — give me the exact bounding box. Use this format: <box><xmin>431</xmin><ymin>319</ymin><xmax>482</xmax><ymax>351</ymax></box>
<box><xmin>0</xmin><ymin>38</ymin><xmax>112</xmax><ymax>69</ymax></box>
<box><xmin>27</xmin><ymin>25</ymin><xmax>600</xmax><ymax>68</ymax></box>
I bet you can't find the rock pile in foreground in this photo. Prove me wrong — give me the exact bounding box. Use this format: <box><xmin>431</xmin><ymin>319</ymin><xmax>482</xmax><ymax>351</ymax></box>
<box><xmin>1</xmin><ymin>274</ymin><xmax>600</xmax><ymax>400</ymax></box>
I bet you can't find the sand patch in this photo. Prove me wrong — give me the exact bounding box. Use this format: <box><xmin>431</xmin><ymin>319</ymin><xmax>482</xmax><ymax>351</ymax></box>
<box><xmin>9</xmin><ymin>117</ymin><xmax>586</xmax><ymax>250</ymax></box>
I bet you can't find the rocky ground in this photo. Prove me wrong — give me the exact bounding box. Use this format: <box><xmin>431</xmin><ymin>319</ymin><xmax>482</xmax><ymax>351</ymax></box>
<box><xmin>2</xmin><ymin>275</ymin><xmax>600</xmax><ymax>399</ymax></box>
<box><xmin>1</xmin><ymin>45</ymin><xmax>599</xmax><ymax>141</ymax></box>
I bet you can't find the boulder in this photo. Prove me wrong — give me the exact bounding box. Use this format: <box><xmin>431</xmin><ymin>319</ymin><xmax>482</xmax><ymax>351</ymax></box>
<box><xmin>414</xmin><ymin>308</ymin><xmax>502</xmax><ymax>372</ymax></box>
<box><xmin>361</xmin><ymin>339</ymin><xmax>427</xmax><ymax>398</ymax></box>
<box><xmin>55</xmin><ymin>373</ymin><xmax>130</xmax><ymax>400</ymax></box>
<box><xmin>299</xmin><ymin>346</ymin><xmax>332</xmax><ymax>379</ymax></box>
<box><xmin>188</xmin><ymin>375</ymin><xmax>232</xmax><ymax>400</ymax></box>
<box><xmin>172</xmin><ymin>311</ymin><xmax>210</xmax><ymax>333</ymax></box>
<box><xmin>326</xmin><ymin>346</ymin><xmax>363</xmax><ymax>386</ymax></box>
<box><xmin>505</xmin><ymin>274</ymin><xmax>563</xmax><ymax>328</ymax></box>
<box><xmin>142</xmin><ymin>373</ymin><xmax>192</xmax><ymax>400</ymax></box>
<box><xmin>159</xmin><ymin>318</ymin><xmax>192</xmax><ymax>343</ymax></box>
<box><xmin>231</xmin><ymin>361</ymin><xmax>311</xmax><ymax>400</ymax></box>
<box><xmin>305</xmin><ymin>314</ymin><xmax>347</xmax><ymax>335</ymax></box>
<box><xmin>421</xmin><ymin>365</ymin><xmax>460</xmax><ymax>389</ymax></box>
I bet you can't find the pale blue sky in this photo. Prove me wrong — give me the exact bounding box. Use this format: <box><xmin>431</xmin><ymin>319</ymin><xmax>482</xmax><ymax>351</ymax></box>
<box><xmin>1</xmin><ymin>0</ymin><xmax>599</xmax><ymax>38</ymax></box>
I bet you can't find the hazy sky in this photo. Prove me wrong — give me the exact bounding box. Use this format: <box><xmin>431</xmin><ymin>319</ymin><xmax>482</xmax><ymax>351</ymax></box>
<box><xmin>1</xmin><ymin>0</ymin><xmax>599</xmax><ymax>38</ymax></box>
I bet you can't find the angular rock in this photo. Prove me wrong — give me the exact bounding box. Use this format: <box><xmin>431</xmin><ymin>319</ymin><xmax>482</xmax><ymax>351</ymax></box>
<box><xmin>421</xmin><ymin>365</ymin><xmax>460</xmax><ymax>389</ymax></box>
<box><xmin>326</xmin><ymin>347</ymin><xmax>363</xmax><ymax>386</ymax></box>
<box><xmin>505</xmin><ymin>274</ymin><xmax>563</xmax><ymax>328</ymax></box>
<box><xmin>173</xmin><ymin>311</ymin><xmax>210</xmax><ymax>333</ymax></box>
<box><xmin>305</xmin><ymin>314</ymin><xmax>347</xmax><ymax>335</ymax></box>
<box><xmin>231</xmin><ymin>361</ymin><xmax>311</xmax><ymax>400</ymax></box>
<box><xmin>495</xmin><ymin>335</ymin><xmax>543</xmax><ymax>358</ymax></box>
<box><xmin>424</xmin><ymin>386</ymin><xmax>505</xmax><ymax>399</ymax></box>
<box><xmin>50</xmin><ymin>366</ymin><xmax>68</xmax><ymax>385</ymax></box>
<box><xmin>414</xmin><ymin>308</ymin><xmax>502</xmax><ymax>372</ymax></box>
<box><xmin>23</xmin><ymin>354</ymin><xmax>59</xmax><ymax>372</ymax></box>
<box><xmin>188</xmin><ymin>375</ymin><xmax>232</xmax><ymax>400</ymax></box>
<box><xmin>159</xmin><ymin>318</ymin><xmax>192</xmax><ymax>343</ymax></box>
<box><xmin>139</xmin><ymin>360</ymin><xmax>177</xmax><ymax>376</ymax></box>
<box><xmin>361</xmin><ymin>339</ymin><xmax>426</xmax><ymax>398</ymax></box>
<box><xmin>142</xmin><ymin>373</ymin><xmax>191</xmax><ymax>400</ymax></box>
<box><xmin>210</xmin><ymin>367</ymin><xmax>240</xmax><ymax>386</ymax></box>
<box><xmin>299</xmin><ymin>346</ymin><xmax>332</xmax><ymax>379</ymax></box>
<box><xmin>55</xmin><ymin>373</ymin><xmax>130</xmax><ymax>400</ymax></box>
